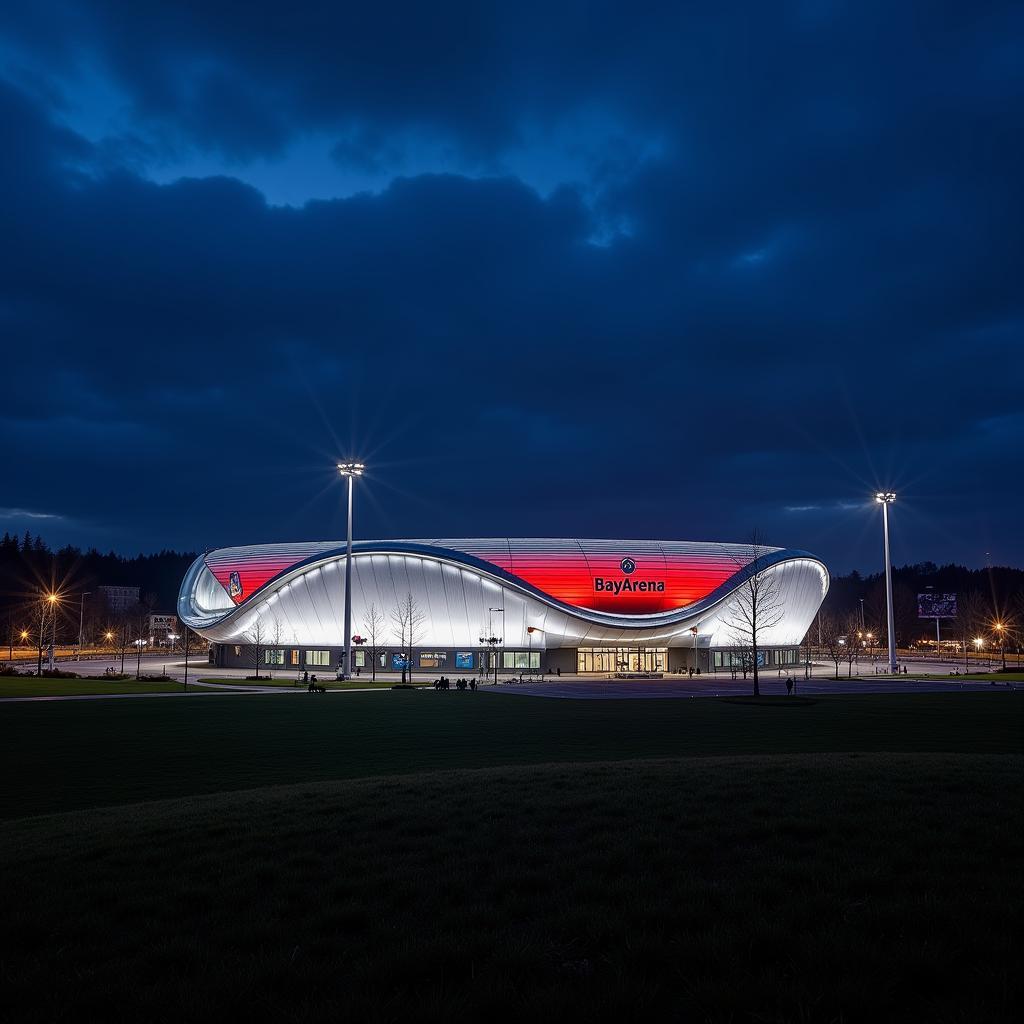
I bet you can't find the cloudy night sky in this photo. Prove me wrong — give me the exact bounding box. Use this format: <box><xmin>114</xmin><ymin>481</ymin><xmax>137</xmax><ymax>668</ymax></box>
<box><xmin>0</xmin><ymin>2</ymin><xmax>1021</xmax><ymax>574</ymax></box>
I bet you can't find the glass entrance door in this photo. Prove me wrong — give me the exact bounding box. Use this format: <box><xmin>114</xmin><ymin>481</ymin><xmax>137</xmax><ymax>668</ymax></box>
<box><xmin>577</xmin><ymin>647</ymin><xmax>668</xmax><ymax>673</ymax></box>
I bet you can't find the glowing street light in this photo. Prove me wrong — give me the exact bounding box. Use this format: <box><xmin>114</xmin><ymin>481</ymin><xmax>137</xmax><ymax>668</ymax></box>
<box><xmin>874</xmin><ymin>492</ymin><xmax>898</xmax><ymax>673</ymax></box>
<box><xmin>994</xmin><ymin>622</ymin><xmax>1007</xmax><ymax>670</ymax></box>
<box><xmin>336</xmin><ymin>461</ymin><xmax>365</xmax><ymax>680</ymax></box>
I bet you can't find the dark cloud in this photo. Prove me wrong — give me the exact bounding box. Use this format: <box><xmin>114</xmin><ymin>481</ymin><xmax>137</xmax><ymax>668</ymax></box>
<box><xmin>0</xmin><ymin>2</ymin><xmax>1021</xmax><ymax>571</ymax></box>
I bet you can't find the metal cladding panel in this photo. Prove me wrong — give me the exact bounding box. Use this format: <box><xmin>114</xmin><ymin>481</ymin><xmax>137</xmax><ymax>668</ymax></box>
<box><xmin>180</xmin><ymin>548</ymin><xmax>829</xmax><ymax>650</ymax></box>
<box><xmin>203</xmin><ymin>542</ymin><xmax>337</xmax><ymax>605</ymax></box>
<box><xmin>432</xmin><ymin>538</ymin><xmax>760</xmax><ymax>614</ymax></box>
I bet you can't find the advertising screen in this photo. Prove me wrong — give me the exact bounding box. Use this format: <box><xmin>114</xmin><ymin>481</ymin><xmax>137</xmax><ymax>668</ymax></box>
<box><xmin>391</xmin><ymin>653</ymin><xmax>409</xmax><ymax>670</ymax></box>
<box><xmin>455</xmin><ymin>652</ymin><xmax>474</xmax><ymax>669</ymax></box>
<box><xmin>918</xmin><ymin>593</ymin><xmax>958</xmax><ymax>619</ymax></box>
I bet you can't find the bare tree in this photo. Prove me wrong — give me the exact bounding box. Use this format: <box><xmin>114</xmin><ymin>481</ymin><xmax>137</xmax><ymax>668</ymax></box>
<box><xmin>844</xmin><ymin>614</ymin><xmax>862</xmax><ymax>678</ymax></box>
<box><xmin>246</xmin><ymin>618</ymin><xmax>267</xmax><ymax>680</ymax></box>
<box><xmin>818</xmin><ymin>613</ymin><xmax>843</xmax><ymax>679</ymax></box>
<box><xmin>129</xmin><ymin>598</ymin><xmax>152</xmax><ymax>679</ymax></box>
<box><xmin>955</xmin><ymin>591</ymin><xmax>990</xmax><ymax>671</ymax></box>
<box><xmin>390</xmin><ymin>593</ymin><xmax>426</xmax><ymax>684</ymax></box>
<box><xmin>266</xmin><ymin>617</ymin><xmax>284</xmax><ymax>679</ymax></box>
<box><xmin>723</xmin><ymin>532</ymin><xmax>784</xmax><ymax>696</ymax></box>
<box><xmin>362</xmin><ymin>603</ymin><xmax>386</xmax><ymax>682</ymax></box>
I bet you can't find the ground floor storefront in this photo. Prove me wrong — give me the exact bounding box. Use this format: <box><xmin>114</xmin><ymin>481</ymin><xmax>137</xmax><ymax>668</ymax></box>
<box><xmin>210</xmin><ymin>643</ymin><xmax>804</xmax><ymax>676</ymax></box>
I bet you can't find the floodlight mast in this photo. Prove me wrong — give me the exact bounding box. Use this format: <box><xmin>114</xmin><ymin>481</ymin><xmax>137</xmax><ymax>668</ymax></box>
<box><xmin>875</xmin><ymin>492</ymin><xmax>898</xmax><ymax>673</ymax></box>
<box><xmin>337</xmin><ymin>462</ymin><xmax>365</xmax><ymax>679</ymax></box>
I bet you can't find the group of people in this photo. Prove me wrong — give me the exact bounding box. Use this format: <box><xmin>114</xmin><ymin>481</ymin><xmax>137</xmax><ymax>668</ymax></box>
<box><xmin>433</xmin><ymin>676</ymin><xmax>476</xmax><ymax>691</ymax></box>
<box><xmin>302</xmin><ymin>670</ymin><xmax>326</xmax><ymax>693</ymax></box>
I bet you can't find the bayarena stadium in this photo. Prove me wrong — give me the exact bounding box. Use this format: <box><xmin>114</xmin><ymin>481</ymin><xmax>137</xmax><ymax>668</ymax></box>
<box><xmin>178</xmin><ymin>538</ymin><xmax>829</xmax><ymax>677</ymax></box>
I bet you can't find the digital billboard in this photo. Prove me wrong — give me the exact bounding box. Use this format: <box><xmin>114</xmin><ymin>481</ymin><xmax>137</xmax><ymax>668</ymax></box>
<box><xmin>918</xmin><ymin>593</ymin><xmax>957</xmax><ymax>619</ymax></box>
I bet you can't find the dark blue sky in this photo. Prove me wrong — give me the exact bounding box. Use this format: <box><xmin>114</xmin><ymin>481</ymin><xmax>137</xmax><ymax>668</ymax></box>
<box><xmin>1</xmin><ymin>2</ymin><xmax>1021</xmax><ymax>573</ymax></box>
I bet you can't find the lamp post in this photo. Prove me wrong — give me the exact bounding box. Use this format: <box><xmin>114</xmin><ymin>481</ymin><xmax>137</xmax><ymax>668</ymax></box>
<box><xmin>77</xmin><ymin>592</ymin><xmax>91</xmax><ymax>662</ymax></box>
<box><xmin>859</xmin><ymin>598</ymin><xmax>865</xmax><ymax>631</ymax></box>
<box><xmin>875</xmin><ymin>492</ymin><xmax>898</xmax><ymax>673</ymax></box>
<box><xmin>994</xmin><ymin>622</ymin><xmax>1006</xmax><ymax>671</ymax></box>
<box><xmin>490</xmin><ymin>606</ymin><xmax>504</xmax><ymax>682</ymax></box>
<box><xmin>43</xmin><ymin>591</ymin><xmax>59</xmax><ymax>673</ymax></box>
<box><xmin>336</xmin><ymin>461</ymin><xmax>365</xmax><ymax>680</ymax></box>
<box><xmin>691</xmin><ymin>625</ymin><xmax>699</xmax><ymax>675</ymax></box>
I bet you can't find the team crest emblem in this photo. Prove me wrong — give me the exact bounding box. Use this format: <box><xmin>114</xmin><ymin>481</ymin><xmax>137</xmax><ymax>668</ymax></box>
<box><xmin>620</xmin><ymin>557</ymin><xmax>636</xmax><ymax>574</ymax></box>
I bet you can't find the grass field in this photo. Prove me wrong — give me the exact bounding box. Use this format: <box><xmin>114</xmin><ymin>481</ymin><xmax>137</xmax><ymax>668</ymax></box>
<box><xmin>0</xmin><ymin>677</ymin><xmax>181</xmax><ymax>698</ymax></box>
<box><xmin>1</xmin><ymin>753</ymin><xmax>1020</xmax><ymax>1022</ymax></box>
<box><xmin>1</xmin><ymin>691</ymin><xmax>1020</xmax><ymax>820</ymax></box>
<box><xmin>196</xmin><ymin>676</ymin><xmax>430</xmax><ymax>690</ymax></box>
<box><xmin>1</xmin><ymin>691</ymin><xmax>1020</xmax><ymax>1021</ymax></box>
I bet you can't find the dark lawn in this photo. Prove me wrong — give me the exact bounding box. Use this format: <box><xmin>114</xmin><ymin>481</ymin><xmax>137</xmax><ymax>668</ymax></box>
<box><xmin>195</xmin><ymin>676</ymin><xmax>431</xmax><ymax>690</ymax></box>
<box><xmin>1</xmin><ymin>690</ymin><xmax>1020</xmax><ymax>819</ymax></box>
<box><xmin>1</xmin><ymin>754</ymin><xmax>1020</xmax><ymax>1023</ymax></box>
<box><xmin>0</xmin><ymin>678</ymin><xmax>182</xmax><ymax>698</ymax></box>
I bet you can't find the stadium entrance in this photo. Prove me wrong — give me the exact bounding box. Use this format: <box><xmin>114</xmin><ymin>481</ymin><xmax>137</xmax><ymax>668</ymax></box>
<box><xmin>576</xmin><ymin>647</ymin><xmax>668</xmax><ymax>673</ymax></box>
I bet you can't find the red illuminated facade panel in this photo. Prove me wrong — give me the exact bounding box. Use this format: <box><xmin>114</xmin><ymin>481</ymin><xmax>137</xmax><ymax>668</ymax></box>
<box><xmin>202</xmin><ymin>538</ymin><xmax>755</xmax><ymax>615</ymax></box>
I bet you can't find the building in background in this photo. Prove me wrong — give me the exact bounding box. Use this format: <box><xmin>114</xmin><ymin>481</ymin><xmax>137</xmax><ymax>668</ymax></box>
<box><xmin>98</xmin><ymin>585</ymin><xmax>141</xmax><ymax>616</ymax></box>
<box><xmin>179</xmin><ymin>538</ymin><xmax>829</xmax><ymax>675</ymax></box>
<box><xmin>147</xmin><ymin>613</ymin><xmax>178</xmax><ymax>645</ymax></box>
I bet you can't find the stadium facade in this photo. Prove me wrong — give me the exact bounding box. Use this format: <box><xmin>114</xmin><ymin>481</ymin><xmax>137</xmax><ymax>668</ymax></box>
<box><xmin>178</xmin><ymin>538</ymin><xmax>829</xmax><ymax>676</ymax></box>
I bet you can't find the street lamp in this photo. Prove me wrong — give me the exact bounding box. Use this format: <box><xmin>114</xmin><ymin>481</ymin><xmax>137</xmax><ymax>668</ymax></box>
<box><xmin>994</xmin><ymin>622</ymin><xmax>1006</xmax><ymax>671</ymax></box>
<box><xmin>46</xmin><ymin>591</ymin><xmax>60</xmax><ymax>671</ymax></box>
<box><xmin>490</xmin><ymin>606</ymin><xmax>505</xmax><ymax>681</ymax></box>
<box><xmin>336</xmin><ymin>461</ymin><xmax>365</xmax><ymax>680</ymax></box>
<box><xmin>691</xmin><ymin>625</ymin><xmax>699</xmax><ymax>675</ymax></box>
<box><xmin>874</xmin><ymin>492</ymin><xmax>898</xmax><ymax>673</ymax></box>
<box><xmin>77</xmin><ymin>592</ymin><xmax>91</xmax><ymax>662</ymax></box>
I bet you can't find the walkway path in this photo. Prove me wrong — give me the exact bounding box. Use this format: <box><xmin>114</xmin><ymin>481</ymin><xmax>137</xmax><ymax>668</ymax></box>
<box><xmin>482</xmin><ymin>675</ymin><xmax>1013</xmax><ymax>699</ymax></box>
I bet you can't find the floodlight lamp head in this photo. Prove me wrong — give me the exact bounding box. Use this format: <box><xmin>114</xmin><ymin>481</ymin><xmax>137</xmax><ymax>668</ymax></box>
<box><xmin>337</xmin><ymin>462</ymin><xmax>365</xmax><ymax>477</ymax></box>
<box><xmin>874</xmin><ymin>491</ymin><xmax>896</xmax><ymax>503</ymax></box>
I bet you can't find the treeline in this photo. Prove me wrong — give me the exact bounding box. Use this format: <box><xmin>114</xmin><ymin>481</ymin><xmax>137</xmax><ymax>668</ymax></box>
<box><xmin>1</xmin><ymin>532</ymin><xmax>1021</xmax><ymax>647</ymax></box>
<box><xmin>820</xmin><ymin>561</ymin><xmax>1024</xmax><ymax>648</ymax></box>
<box><xmin>0</xmin><ymin>532</ymin><xmax>197</xmax><ymax>621</ymax></box>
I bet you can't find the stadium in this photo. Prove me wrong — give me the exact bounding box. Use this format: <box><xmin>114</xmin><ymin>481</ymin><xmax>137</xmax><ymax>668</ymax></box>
<box><xmin>178</xmin><ymin>538</ymin><xmax>829</xmax><ymax>676</ymax></box>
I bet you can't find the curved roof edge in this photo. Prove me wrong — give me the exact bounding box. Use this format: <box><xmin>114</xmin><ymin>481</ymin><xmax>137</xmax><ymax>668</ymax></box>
<box><xmin>179</xmin><ymin>540</ymin><xmax>829</xmax><ymax>635</ymax></box>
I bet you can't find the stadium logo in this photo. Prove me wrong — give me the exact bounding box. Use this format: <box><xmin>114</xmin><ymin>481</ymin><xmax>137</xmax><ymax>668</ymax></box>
<box><xmin>620</xmin><ymin>557</ymin><xmax>636</xmax><ymax>574</ymax></box>
<box><xmin>228</xmin><ymin>571</ymin><xmax>243</xmax><ymax>599</ymax></box>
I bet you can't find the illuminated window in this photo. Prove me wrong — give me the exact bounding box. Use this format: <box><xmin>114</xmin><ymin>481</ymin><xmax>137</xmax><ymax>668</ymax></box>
<box><xmin>305</xmin><ymin>650</ymin><xmax>330</xmax><ymax>666</ymax></box>
<box><xmin>290</xmin><ymin>649</ymin><xmax>299</xmax><ymax>666</ymax></box>
<box><xmin>576</xmin><ymin>647</ymin><xmax>666</xmax><ymax>673</ymax></box>
<box><xmin>233</xmin><ymin>645</ymin><xmax>241</xmax><ymax>657</ymax></box>
<box><xmin>503</xmin><ymin>652</ymin><xmax>541</xmax><ymax>669</ymax></box>
<box><xmin>264</xmin><ymin>649</ymin><xmax>285</xmax><ymax>665</ymax></box>
<box><xmin>354</xmin><ymin>650</ymin><xmax>366</xmax><ymax>668</ymax></box>
<box><xmin>419</xmin><ymin>651</ymin><xmax>448</xmax><ymax>669</ymax></box>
